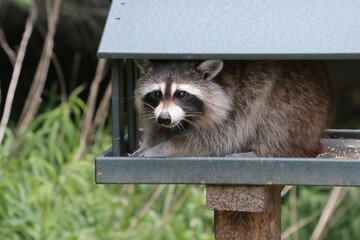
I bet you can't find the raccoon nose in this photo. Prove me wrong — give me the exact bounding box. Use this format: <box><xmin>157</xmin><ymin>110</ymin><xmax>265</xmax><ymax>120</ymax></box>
<box><xmin>157</xmin><ymin>114</ymin><xmax>171</xmax><ymax>125</ymax></box>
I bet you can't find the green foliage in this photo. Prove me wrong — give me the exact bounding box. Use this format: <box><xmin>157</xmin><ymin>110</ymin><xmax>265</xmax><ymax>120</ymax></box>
<box><xmin>282</xmin><ymin>186</ymin><xmax>360</xmax><ymax>240</ymax></box>
<box><xmin>0</xmin><ymin>90</ymin><xmax>214</xmax><ymax>239</ymax></box>
<box><xmin>8</xmin><ymin>0</ymin><xmax>33</xmax><ymax>8</ymax></box>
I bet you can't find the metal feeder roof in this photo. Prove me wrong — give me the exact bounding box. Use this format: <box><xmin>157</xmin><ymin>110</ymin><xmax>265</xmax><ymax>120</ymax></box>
<box><xmin>98</xmin><ymin>0</ymin><xmax>360</xmax><ymax>60</ymax></box>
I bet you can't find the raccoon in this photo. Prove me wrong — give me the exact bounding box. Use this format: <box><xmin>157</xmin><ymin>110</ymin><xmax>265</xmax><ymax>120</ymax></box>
<box><xmin>132</xmin><ymin>60</ymin><xmax>334</xmax><ymax>158</ymax></box>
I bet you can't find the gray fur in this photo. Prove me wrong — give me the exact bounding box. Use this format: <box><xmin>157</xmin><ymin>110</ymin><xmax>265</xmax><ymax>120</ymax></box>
<box><xmin>197</xmin><ymin>60</ymin><xmax>224</xmax><ymax>80</ymax></box>
<box><xmin>134</xmin><ymin>59</ymin><xmax>151</xmax><ymax>74</ymax></box>
<box><xmin>133</xmin><ymin>60</ymin><xmax>335</xmax><ymax>158</ymax></box>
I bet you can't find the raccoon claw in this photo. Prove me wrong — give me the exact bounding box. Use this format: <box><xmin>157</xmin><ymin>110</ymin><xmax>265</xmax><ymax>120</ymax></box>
<box><xmin>131</xmin><ymin>151</ymin><xmax>141</xmax><ymax>157</ymax></box>
<box><xmin>140</xmin><ymin>149</ymin><xmax>166</xmax><ymax>157</ymax></box>
<box><xmin>226</xmin><ymin>152</ymin><xmax>258</xmax><ymax>158</ymax></box>
<box><xmin>137</xmin><ymin>144</ymin><xmax>171</xmax><ymax>157</ymax></box>
<box><xmin>131</xmin><ymin>147</ymin><xmax>146</xmax><ymax>157</ymax></box>
<box><xmin>132</xmin><ymin>141</ymin><xmax>158</xmax><ymax>157</ymax></box>
<box><xmin>130</xmin><ymin>147</ymin><xmax>164</xmax><ymax>157</ymax></box>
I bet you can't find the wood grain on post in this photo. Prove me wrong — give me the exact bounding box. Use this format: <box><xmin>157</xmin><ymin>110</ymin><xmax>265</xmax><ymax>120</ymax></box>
<box><xmin>206</xmin><ymin>185</ymin><xmax>282</xmax><ymax>240</ymax></box>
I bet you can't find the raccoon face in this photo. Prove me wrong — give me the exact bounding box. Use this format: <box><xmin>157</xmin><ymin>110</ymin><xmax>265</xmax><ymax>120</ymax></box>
<box><xmin>135</xmin><ymin>60</ymin><xmax>226</xmax><ymax>129</ymax></box>
<box><xmin>142</xmin><ymin>82</ymin><xmax>204</xmax><ymax>128</ymax></box>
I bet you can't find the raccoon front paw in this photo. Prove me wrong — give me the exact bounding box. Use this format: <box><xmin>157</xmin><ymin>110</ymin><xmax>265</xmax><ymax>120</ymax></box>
<box><xmin>131</xmin><ymin>144</ymin><xmax>149</xmax><ymax>157</ymax></box>
<box><xmin>131</xmin><ymin>148</ymin><xmax>144</xmax><ymax>157</ymax></box>
<box><xmin>138</xmin><ymin>143</ymin><xmax>171</xmax><ymax>157</ymax></box>
<box><xmin>226</xmin><ymin>152</ymin><xmax>258</xmax><ymax>158</ymax></box>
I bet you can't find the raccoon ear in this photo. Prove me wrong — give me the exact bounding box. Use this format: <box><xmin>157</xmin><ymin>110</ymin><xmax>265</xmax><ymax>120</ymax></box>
<box><xmin>134</xmin><ymin>59</ymin><xmax>151</xmax><ymax>74</ymax></box>
<box><xmin>197</xmin><ymin>60</ymin><xmax>223</xmax><ymax>80</ymax></box>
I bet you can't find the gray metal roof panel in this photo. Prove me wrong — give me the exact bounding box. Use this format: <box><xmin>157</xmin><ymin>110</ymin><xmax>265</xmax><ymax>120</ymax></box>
<box><xmin>98</xmin><ymin>0</ymin><xmax>360</xmax><ymax>59</ymax></box>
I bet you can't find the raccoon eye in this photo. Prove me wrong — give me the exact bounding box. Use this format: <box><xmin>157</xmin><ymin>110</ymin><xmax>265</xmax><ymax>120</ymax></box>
<box><xmin>151</xmin><ymin>90</ymin><xmax>162</xmax><ymax>100</ymax></box>
<box><xmin>177</xmin><ymin>91</ymin><xmax>188</xmax><ymax>99</ymax></box>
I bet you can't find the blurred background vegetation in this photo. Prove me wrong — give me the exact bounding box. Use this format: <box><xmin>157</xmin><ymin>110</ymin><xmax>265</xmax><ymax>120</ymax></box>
<box><xmin>0</xmin><ymin>0</ymin><xmax>360</xmax><ymax>239</ymax></box>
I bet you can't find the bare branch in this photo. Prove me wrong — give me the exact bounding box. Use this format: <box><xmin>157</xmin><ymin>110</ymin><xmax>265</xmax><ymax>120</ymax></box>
<box><xmin>17</xmin><ymin>0</ymin><xmax>62</xmax><ymax>134</ymax></box>
<box><xmin>70</xmin><ymin>52</ymin><xmax>82</xmax><ymax>92</ymax></box>
<box><xmin>127</xmin><ymin>185</ymin><xmax>166</xmax><ymax>231</ymax></box>
<box><xmin>281</xmin><ymin>185</ymin><xmax>293</xmax><ymax>197</ymax></box>
<box><xmin>93</xmin><ymin>81</ymin><xmax>112</xmax><ymax>146</ymax></box>
<box><xmin>51</xmin><ymin>53</ymin><xmax>67</xmax><ymax>103</ymax></box>
<box><xmin>321</xmin><ymin>196</ymin><xmax>356</xmax><ymax>237</ymax></box>
<box><xmin>162</xmin><ymin>185</ymin><xmax>175</xmax><ymax>220</ymax></box>
<box><xmin>62</xmin><ymin>2</ymin><xmax>108</xmax><ymax>17</ymax></box>
<box><xmin>290</xmin><ymin>186</ymin><xmax>299</xmax><ymax>240</ymax></box>
<box><xmin>73</xmin><ymin>59</ymin><xmax>108</xmax><ymax>160</ymax></box>
<box><xmin>0</xmin><ymin>28</ymin><xmax>16</xmax><ymax>66</ymax></box>
<box><xmin>282</xmin><ymin>209</ymin><xmax>322</xmax><ymax>239</ymax></box>
<box><xmin>93</xmin><ymin>80</ymin><xmax>111</xmax><ymax>128</ymax></box>
<box><xmin>0</xmin><ymin>5</ymin><xmax>38</xmax><ymax>144</ymax></box>
<box><xmin>166</xmin><ymin>186</ymin><xmax>193</xmax><ymax>221</ymax></box>
<box><xmin>310</xmin><ymin>187</ymin><xmax>348</xmax><ymax>240</ymax></box>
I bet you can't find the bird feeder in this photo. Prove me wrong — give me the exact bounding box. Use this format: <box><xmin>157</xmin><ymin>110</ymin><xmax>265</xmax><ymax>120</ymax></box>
<box><xmin>96</xmin><ymin>1</ymin><xmax>360</xmax><ymax>239</ymax></box>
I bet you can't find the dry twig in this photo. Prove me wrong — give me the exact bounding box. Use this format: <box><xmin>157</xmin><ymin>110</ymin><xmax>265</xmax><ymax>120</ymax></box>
<box><xmin>321</xmin><ymin>195</ymin><xmax>356</xmax><ymax>238</ymax></box>
<box><xmin>93</xmin><ymin>81</ymin><xmax>111</xmax><ymax>129</ymax></box>
<box><xmin>62</xmin><ymin>2</ymin><xmax>108</xmax><ymax>17</ymax></box>
<box><xmin>127</xmin><ymin>185</ymin><xmax>166</xmax><ymax>231</ymax></box>
<box><xmin>162</xmin><ymin>185</ymin><xmax>175</xmax><ymax>220</ymax></box>
<box><xmin>51</xmin><ymin>53</ymin><xmax>67</xmax><ymax>103</ymax></box>
<box><xmin>0</xmin><ymin>5</ymin><xmax>38</xmax><ymax>144</ymax></box>
<box><xmin>73</xmin><ymin>59</ymin><xmax>108</xmax><ymax>160</ymax></box>
<box><xmin>0</xmin><ymin>29</ymin><xmax>16</xmax><ymax>66</ymax></box>
<box><xmin>310</xmin><ymin>187</ymin><xmax>349</xmax><ymax>240</ymax></box>
<box><xmin>93</xmin><ymin>81</ymin><xmax>112</xmax><ymax>146</ymax></box>
<box><xmin>166</xmin><ymin>186</ymin><xmax>194</xmax><ymax>221</ymax></box>
<box><xmin>290</xmin><ymin>186</ymin><xmax>299</xmax><ymax>240</ymax></box>
<box><xmin>17</xmin><ymin>0</ymin><xmax>62</xmax><ymax>134</ymax></box>
<box><xmin>281</xmin><ymin>185</ymin><xmax>293</xmax><ymax>197</ymax></box>
<box><xmin>282</xmin><ymin>209</ymin><xmax>322</xmax><ymax>239</ymax></box>
<box><xmin>70</xmin><ymin>52</ymin><xmax>82</xmax><ymax>92</ymax></box>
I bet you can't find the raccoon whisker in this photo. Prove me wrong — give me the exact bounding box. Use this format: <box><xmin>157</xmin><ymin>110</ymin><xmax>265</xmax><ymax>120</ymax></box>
<box><xmin>140</xmin><ymin>113</ymin><xmax>157</xmax><ymax>121</ymax></box>
<box><xmin>142</xmin><ymin>102</ymin><xmax>155</xmax><ymax>110</ymax></box>
<box><xmin>148</xmin><ymin>118</ymin><xmax>157</xmax><ymax>125</ymax></box>
<box><xmin>118</xmin><ymin>96</ymin><xmax>137</xmax><ymax>104</ymax></box>
<box><xmin>167</xmin><ymin>122</ymin><xmax>186</xmax><ymax>133</ymax></box>
<box><xmin>142</xmin><ymin>111</ymin><xmax>154</xmax><ymax>115</ymax></box>
<box><xmin>187</xmin><ymin>112</ymin><xmax>203</xmax><ymax>115</ymax></box>
<box><xmin>179</xmin><ymin>122</ymin><xmax>188</xmax><ymax>134</ymax></box>
<box><xmin>122</xmin><ymin>96</ymin><xmax>136</xmax><ymax>100</ymax></box>
<box><xmin>143</xmin><ymin>114</ymin><xmax>156</xmax><ymax>119</ymax></box>
<box><xmin>141</xmin><ymin>101</ymin><xmax>155</xmax><ymax>108</ymax></box>
<box><xmin>181</xmin><ymin>118</ymin><xmax>201</xmax><ymax>132</ymax></box>
<box><xmin>141</xmin><ymin>113</ymin><xmax>155</xmax><ymax>117</ymax></box>
<box><xmin>185</xmin><ymin>114</ymin><xmax>202</xmax><ymax>121</ymax></box>
<box><xmin>140</xmin><ymin>112</ymin><xmax>155</xmax><ymax>117</ymax></box>
<box><xmin>175</xmin><ymin>124</ymin><xmax>182</xmax><ymax>133</ymax></box>
<box><xmin>145</xmin><ymin>116</ymin><xmax>157</xmax><ymax>120</ymax></box>
<box><xmin>185</xmin><ymin>112</ymin><xmax>202</xmax><ymax>116</ymax></box>
<box><xmin>185</xmin><ymin>114</ymin><xmax>201</xmax><ymax>118</ymax></box>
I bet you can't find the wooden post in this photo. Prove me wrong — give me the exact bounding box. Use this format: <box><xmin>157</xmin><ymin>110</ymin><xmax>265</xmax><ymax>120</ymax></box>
<box><xmin>206</xmin><ymin>185</ymin><xmax>283</xmax><ymax>240</ymax></box>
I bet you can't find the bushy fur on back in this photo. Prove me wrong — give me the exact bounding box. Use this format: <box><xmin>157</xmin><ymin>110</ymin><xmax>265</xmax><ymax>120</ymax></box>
<box><xmin>133</xmin><ymin>60</ymin><xmax>335</xmax><ymax>158</ymax></box>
